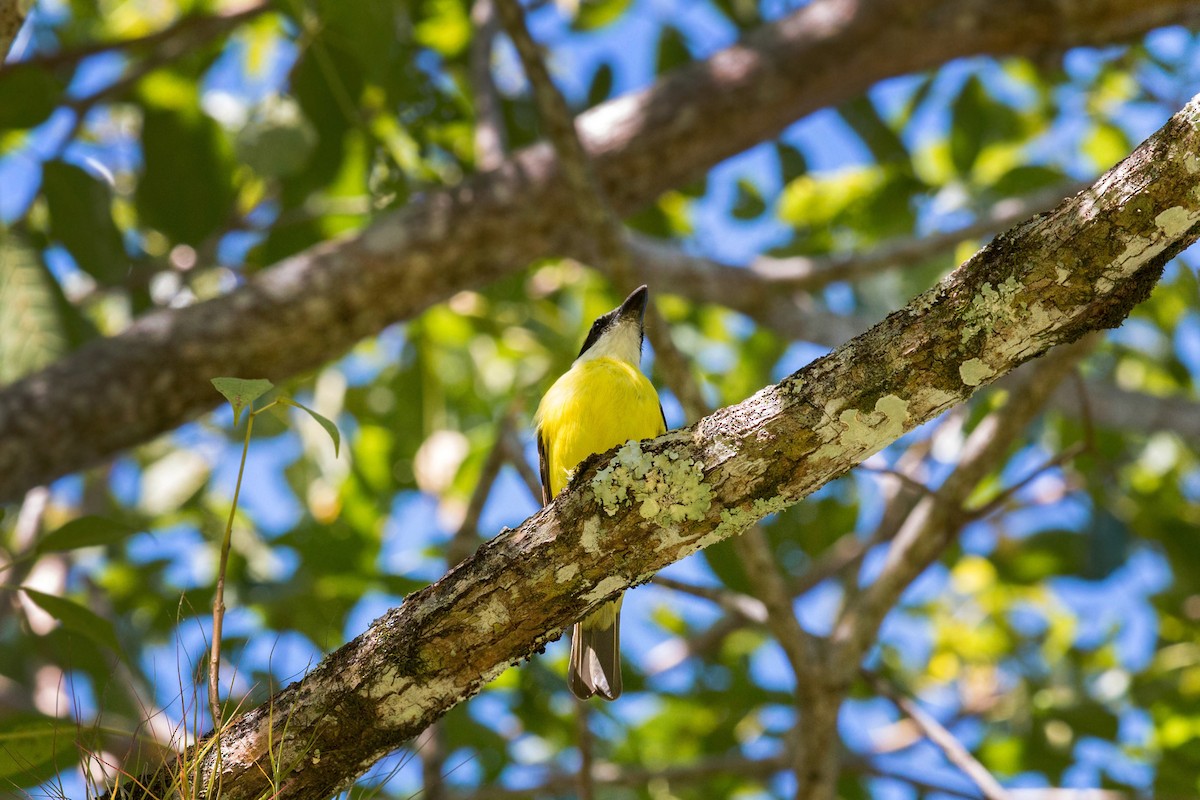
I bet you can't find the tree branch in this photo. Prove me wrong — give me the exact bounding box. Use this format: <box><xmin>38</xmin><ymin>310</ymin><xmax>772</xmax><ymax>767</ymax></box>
<box><xmin>864</xmin><ymin>669</ymin><xmax>1010</xmax><ymax>800</ymax></box>
<box><xmin>0</xmin><ymin>0</ymin><xmax>26</xmax><ymax>60</ymax></box>
<box><xmin>111</xmin><ymin>91</ymin><xmax>1200</xmax><ymax>799</ymax></box>
<box><xmin>0</xmin><ymin>1</ymin><xmax>269</xmax><ymax>74</ymax></box>
<box><xmin>627</xmin><ymin>182</ymin><xmax>1081</xmax><ymax>297</ymax></box>
<box><xmin>3</xmin><ymin>0</ymin><xmax>1195</xmax><ymax>502</ymax></box>
<box><xmin>470</xmin><ymin>0</ymin><xmax>507</xmax><ymax>171</ymax></box>
<box><xmin>628</xmin><ymin>237</ymin><xmax>1200</xmax><ymax>444</ymax></box>
<box><xmin>831</xmin><ymin>335</ymin><xmax>1097</xmax><ymax>671</ymax></box>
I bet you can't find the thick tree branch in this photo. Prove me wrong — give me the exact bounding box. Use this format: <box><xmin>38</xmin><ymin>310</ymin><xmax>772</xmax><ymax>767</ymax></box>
<box><xmin>0</xmin><ymin>0</ymin><xmax>26</xmax><ymax>60</ymax></box>
<box><xmin>831</xmin><ymin>336</ymin><xmax>1096</xmax><ymax>671</ymax></box>
<box><xmin>112</xmin><ymin>92</ymin><xmax>1200</xmax><ymax>800</ymax></box>
<box><xmin>628</xmin><ymin>182</ymin><xmax>1082</xmax><ymax>297</ymax></box>
<box><xmin>0</xmin><ymin>1</ymin><xmax>269</xmax><ymax>74</ymax></box>
<box><xmin>628</xmin><ymin>236</ymin><xmax>1200</xmax><ymax>443</ymax></box>
<box><xmin>2</xmin><ymin>0</ymin><xmax>1197</xmax><ymax>502</ymax></box>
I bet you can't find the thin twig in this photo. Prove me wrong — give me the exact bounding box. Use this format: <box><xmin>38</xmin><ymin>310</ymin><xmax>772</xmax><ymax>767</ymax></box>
<box><xmin>857</xmin><ymin>464</ymin><xmax>937</xmax><ymax>499</ymax></box>
<box><xmin>651</xmin><ymin>575</ymin><xmax>768</xmax><ymax>622</ymax></box>
<box><xmin>1</xmin><ymin>1</ymin><xmax>269</xmax><ymax>74</ymax></box>
<box><xmin>448</xmin><ymin>410</ymin><xmax>518</xmax><ymax>565</ymax></box>
<box><xmin>965</xmin><ymin>442</ymin><xmax>1085</xmax><ymax>520</ymax></box>
<box><xmin>832</xmin><ymin>334</ymin><xmax>1100</xmax><ymax>673</ymax></box>
<box><xmin>864</xmin><ymin>669</ymin><xmax>1009</xmax><ymax>800</ymax></box>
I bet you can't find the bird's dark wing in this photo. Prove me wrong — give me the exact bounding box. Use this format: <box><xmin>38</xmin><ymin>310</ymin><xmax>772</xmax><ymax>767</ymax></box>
<box><xmin>659</xmin><ymin>402</ymin><xmax>668</xmax><ymax>434</ymax></box>
<box><xmin>536</xmin><ymin>428</ymin><xmax>552</xmax><ymax>506</ymax></box>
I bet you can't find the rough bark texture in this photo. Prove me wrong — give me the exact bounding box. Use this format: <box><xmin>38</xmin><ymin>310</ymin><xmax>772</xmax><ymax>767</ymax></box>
<box><xmin>116</xmin><ymin>94</ymin><xmax>1200</xmax><ymax>800</ymax></box>
<box><xmin>0</xmin><ymin>0</ymin><xmax>25</xmax><ymax>59</ymax></box>
<box><xmin>2</xmin><ymin>0</ymin><xmax>1199</xmax><ymax>502</ymax></box>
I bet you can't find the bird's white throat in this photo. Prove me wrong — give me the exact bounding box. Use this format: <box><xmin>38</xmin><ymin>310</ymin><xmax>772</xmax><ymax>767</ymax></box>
<box><xmin>576</xmin><ymin>320</ymin><xmax>643</xmax><ymax>365</ymax></box>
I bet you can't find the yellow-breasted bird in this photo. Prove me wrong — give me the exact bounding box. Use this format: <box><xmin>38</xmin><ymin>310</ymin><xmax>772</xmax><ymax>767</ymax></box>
<box><xmin>534</xmin><ymin>285</ymin><xmax>666</xmax><ymax>700</ymax></box>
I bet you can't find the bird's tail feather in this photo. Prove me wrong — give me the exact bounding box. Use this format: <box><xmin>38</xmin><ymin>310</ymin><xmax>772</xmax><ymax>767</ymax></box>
<box><xmin>568</xmin><ymin>612</ymin><xmax>621</xmax><ymax>700</ymax></box>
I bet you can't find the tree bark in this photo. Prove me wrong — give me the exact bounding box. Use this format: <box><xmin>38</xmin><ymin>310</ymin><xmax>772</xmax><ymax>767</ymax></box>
<box><xmin>114</xmin><ymin>92</ymin><xmax>1200</xmax><ymax>800</ymax></box>
<box><xmin>2</xmin><ymin>0</ymin><xmax>1199</xmax><ymax>502</ymax></box>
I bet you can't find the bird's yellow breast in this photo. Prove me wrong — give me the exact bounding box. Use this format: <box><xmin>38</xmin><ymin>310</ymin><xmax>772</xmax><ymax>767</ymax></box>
<box><xmin>535</xmin><ymin>357</ymin><xmax>665</xmax><ymax>497</ymax></box>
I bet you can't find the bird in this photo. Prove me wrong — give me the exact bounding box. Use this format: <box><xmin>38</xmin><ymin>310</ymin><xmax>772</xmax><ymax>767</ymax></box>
<box><xmin>534</xmin><ymin>285</ymin><xmax>666</xmax><ymax>700</ymax></box>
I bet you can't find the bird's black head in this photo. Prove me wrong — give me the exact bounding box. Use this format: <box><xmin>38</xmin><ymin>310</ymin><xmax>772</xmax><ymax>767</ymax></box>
<box><xmin>577</xmin><ymin>285</ymin><xmax>649</xmax><ymax>361</ymax></box>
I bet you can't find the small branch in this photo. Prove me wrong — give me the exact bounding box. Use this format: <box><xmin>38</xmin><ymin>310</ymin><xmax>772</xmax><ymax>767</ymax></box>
<box><xmin>863</xmin><ymin>670</ymin><xmax>1009</xmax><ymax>800</ymax></box>
<box><xmin>501</xmin><ymin>427</ymin><xmax>543</xmax><ymax>503</ymax></box>
<box><xmin>965</xmin><ymin>443</ymin><xmax>1085</xmax><ymax>520</ymax></box>
<box><xmin>447</xmin><ymin>411</ymin><xmax>518</xmax><ymax>566</ymax></box>
<box><xmin>0</xmin><ymin>0</ymin><xmax>269</xmax><ymax>74</ymax></box>
<box><xmin>419</xmin><ymin>725</ymin><xmax>448</xmax><ymax>800</ymax></box>
<box><xmin>857</xmin><ymin>464</ymin><xmax>936</xmax><ymax>499</ymax></box>
<box><xmin>730</xmin><ymin>528</ymin><xmax>820</xmax><ymax>681</ymax></box>
<box><xmin>651</xmin><ymin>575</ymin><xmax>768</xmax><ymax>622</ymax></box>
<box><xmin>470</xmin><ymin>0</ymin><xmax>507</xmax><ymax>170</ymax></box>
<box><xmin>0</xmin><ymin>0</ymin><xmax>27</xmax><ymax>61</ymax></box>
<box><xmin>832</xmin><ymin>335</ymin><xmax>1099</xmax><ymax>673</ymax></box>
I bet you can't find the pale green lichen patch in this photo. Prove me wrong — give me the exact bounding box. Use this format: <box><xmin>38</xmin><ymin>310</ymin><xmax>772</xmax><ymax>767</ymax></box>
<box><xmin>476</xmin><ymin>595</ymin><xmax>511</xmax><ymax>633</ymax></box>
<box><xmin>840</xmin><ymin>394</ymin><xmax>909</xmax><ymax>452</ymax></box>
<box><xmin>582</xmin><ymin>575</ymin><xmax>626</xmax><ymax>604</ymax></box>
<box><xmin>784</xmin><ymin>376</ymin><xmax>805</xmax><ymax>394</ymax></box>
<box><xmin>959</xmin><ymin>358</ymin><xmax>995</xmax><ymax>387</ymax></box>
<box><xmin>960</xmin><ymin>276</ymin><xmax>1022</xmax><ymax>343</ymax></box>
<box><xmin>1155</xmin><ymin>206</ymin><xmax>1194</xmax><ymax>238</ymax></box>
<box><xmin>580</xmin><ymin>515</ymin><xmax>603</xmax><ymax>554</ymax></box>
<box><xmin>590</xmin><ymin>441</ymin><xmax>714</xmax><ymax>525</ymax></box>
<box><xmin>1185</xmin><ymin>152</ymin><xmax>1200</xmax><ymax>174</ymax></box>
<box><xmin>908</xmin><ymin>286</ymin><xmax>939</xmax><ymax>316</ymax></box>
<box><xmin>711</xmin><ymin>494</ymin><xmax>793</xmax><ymax>541</ymax></box>
<box><xmin>1185</xmin><ymin>100</ymin><xmax>1200</xmax><ymax>130</ymax></box>
<box><xmin>555</xmin><ymin>563</ymin><xmax>579</xmax><ymax>583</ymax></box>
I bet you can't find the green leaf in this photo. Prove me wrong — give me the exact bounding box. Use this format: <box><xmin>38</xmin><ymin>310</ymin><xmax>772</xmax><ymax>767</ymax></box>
<box><xmin>212</xmin><ymin>377</ymin><xmax>274</xmax><ymax>426</ymax></box>
<box><xmin>41</xmin><ymin>160</ymin><xmax>128</xmax><ymax>285</ymax></box>
<box><xmin>731</xmin><ymin>178</ymin><xmax>767</xmax><ymax>220</ymax></box>
<box><xmin>0</xmin><ymin>233</ymin><xmax>68</xmax><ymax>384</ymax></box>
<box><xmin>37</xmin><ymin>516</ymin><xmax>135</xmax><ymax>554</ymax></box>
<box><xmin>655</xmin><ymin>25</ymin><xmax>691</xmax><ymax>75</ymax></box>
<box><xmin>587</xmin><ymin>63</ymin><xmax>614</xmax><ymax>108</ymax></box>
<box><xmin>283</xmin><ymin>397</ymin><xmax>341</xmax><ymax>457</ymax></box>
<box><xmin>0</xmin><ymin>67</ymin><xmax>63</xmax><ymax>131</ymax></box>
<box><xmin>235</xmin><ymin>96</ymin><xmax>318</xmax><ymax>179</ymax></box>
<box><xmin>775</xmin><ymin>141</ymin><xmax>807</xmax><ymax>182</ymax></box>
<box><xmin>989</xmin><ymin>164</ymin><xmax>1066</xmax><ymax>197</ymax></box>
<box><xmin>950</xmin><ymin>75</ymin><xmax>988</xmax><ymax>175</ymax></box>
<box><xmin>948</xmin><ymin>75</ymin><xmax>1022</xmax><ymax>177</ymax></box>
<box><xmin>137</xmin><ymin>101</ymin><xmax>235</xmax><ymax>246</ymax></box>
<box><xmin>414</xmin><ymin>0</ymin><xmax>470</xmax><ymax>57</ymax></box>
<box><xmin>1082</xmin><ymin>121</ymin><xmax>1130</xmax><ymax>171</ymax></box>
<box><xmin>572</xmin><ymin>0</ymin><xmax>633</xmax><ymax>30</ymax></box>
<box><xmin>0</xmin><ymin>713</ymin><xmax>83</xmax><ymax>787</ymax></box>
<box><xmin>837</xmin><ymin>95</ymin><xmax>909</xmax><ymax>165</ymax></box>
<box><xmin>21</xmin><ymin>588</ymin><xmax>121</xmax><ymax>653</ymax></box>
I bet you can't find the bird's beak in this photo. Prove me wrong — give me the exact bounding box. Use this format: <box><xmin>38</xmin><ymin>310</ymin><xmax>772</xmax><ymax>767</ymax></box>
<box><xmin>617</xmin><ymin>285</ymin><xmax>649</xmax><ymax>324</ymax></box>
